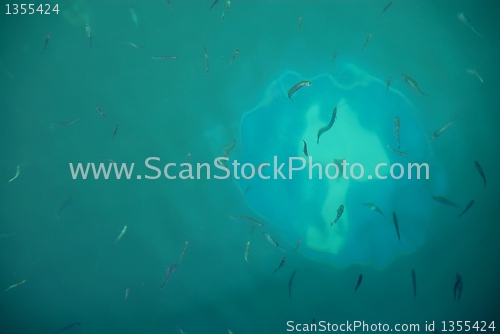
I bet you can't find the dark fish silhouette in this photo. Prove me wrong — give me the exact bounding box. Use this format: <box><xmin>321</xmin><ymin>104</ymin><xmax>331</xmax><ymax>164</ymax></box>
<box><xmin>458</xmin><ymin>200</ymin><xmax>474</xmax><ymax>218</ymax></box>
<box><xmin>273</xmin><ymin>256</ymin><xmax>286</xmax><ymax>274</ymax></box>
<box><xmin>354</xmin><ymin>274</ymin><xmax>363</xmax><ymax>292</ymax></box>
<box><xmin>454</xmin><ymin>273</ymin><xmax>463</xmax><ymax>301</ymax></box>
<box><xmin>378</xmin><ymin>2</ymin><xmax>393</xmax><ymax>18</ymax></box>
<box><xmin>317</xmin><ymin>107</ymin><xmax>337</xmax><ymax>144</ymax></box>
<box><xmin>474</xmin><ymin>161</ymin><xmax>486</xmax><ymax>186</ymax></box>
<box><xmin>362</xmin><ymin>203</ymin><xmax>386</xmax><ymax>217</ymax></box>
<box><xmin>432</xmin><ymin>196</ymin><xmax>460</xmax><ymax>208</ymax></box>
<box><xmin>302</xmin><ymin>140</ymin><xmax>308</xmax><ymax>157</ymax></box>
<box><xmin>411</xmin><ymin>269</ymin><xmax>416</xmax><ymax>299</ymax></box>
<box><xmin>288</xmin><ymin>270</ymin><xmax>297</xmax><ymax>299</ymax></box>
<box><xmin>55</xmin><ymin>323</ymin><xmax>81</xmax><ymax>334</ymax></box>
<box><xmin>57</xmin><ymin>196</ymin><xmax>73</xmax><ymax>219</ymax></box>
<box><xmin>331</xmin><ymin>204</ymin><xmax>344</xmax><ymax>225</ymax></box>
<box><xmin>392</xmin><ymin>212</ymin><xmax>401</xmax><ymax>243</ymax></box>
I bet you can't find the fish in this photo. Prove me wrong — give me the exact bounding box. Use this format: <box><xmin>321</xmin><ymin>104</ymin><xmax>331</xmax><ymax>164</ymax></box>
<box><xmin>317</xmin><ymin>106</ymin><xmax>337</xmax><ymax>144</ymax></box>
<box><xmin>129</xmin><ymin>6</ymin><xmax>141</xmax><ymax>33</ymax></box>
<box><xmin>361</xmin><ymin>34</ymin><xmax>372</xmax><ymax>51</ymax></box>
<box><xmin>401</xmin><ymin>73</ymin><xmax>428</xmax><ymax>95</ymax></box>
<box><xmin>431</xmin><ymin>118</ymin><xmax>456</xmax><ymax>140</ymax></box>
<box><xmin>209</xmin><ymin>0</ymin><xmax>219</xmax><ymax>10</ymax></box>
<box><xmin>42</xmin><ymin>31</ymin><xmax>51</xmax><ymax>54</ymax></box>
<box><xmin>458</xmin><ymin>12</ymin><xmax>482</xmax><ymax>38</ymax></box>
<box><xmin>244</xmin><ymin>241</ymin><xmax>250</xmax><ymax>262</ymax></box>
<box><xmin>411</xmin><ymin>269</ymin><xmax>416</xmax><ymax>299</ymax></box>
<box><xmin>457</xmin><ymin>200</ymin><xmax>474</xmax><ymax>218</ymax></box>
<box><xmin>151</xmin><ymin>56</ymin><xmax>178</xmax><ymax>60</ymax></box>
<box><xmin>230</xmin><ymin>216</ymin><xmax>264</xmax><ymax>227</ymax></box>
<box><xmin>288</xmin><ymin>269</ymin><xmax>297</xmax><ymax>298</ymax></box>
<box><xmin>331</xmin><ymin>204</ymin><xmax>344</xmax><ymax>225</ymax></box>
<box><xmin>50</xmin><ymin>118</ymin><xmax>80</xmax><ymax>128</ymax></box>
<box><xmin>474</xmin><ymin>161</ymin><xmax>486</xmax><ymax>186</ymax></box>
<box><xmin>177</xmin><ymin>327</ymin><xmax>186</xmax><ymax>334</ymax></box>
<box><xmin>454</xmin><ymin>273</ymin><xmax>463</xmax><ymax>301</ymax></box>
<box><xmin>228</xmin><ymin>330</ymin><xmax>234</xmax><ymax>334</ymax></box>
<box><xmin>228</xmin><ymin>50</ymin><xmax>239</xmax><ymax>67</ymax></box>
<box><xmin>386</xmin><ymin>76</ymin><xmax>391</xmax><ymax>91</ymax></box>
<box><xmin>293</xmin><ymin>238</ymin><xmax>302</xmax><ymax>251</ymax></box>
<box><xmin>95</xmin><ymin>105</ymin><xmax>106</xmax><ymax>119</ymax></box>
<box><xmin>328</xmin><ymin>51</ymin><xmax>337</xmax><ymax>73</ymax></box>
<box><xmin>394</xmin><ymin>116</ymin><xmax>401</xmax><ymax>148</ymax></box>
<box><xmin>362</xmin><ymin>203</ymin><xmax>386</xmax><ymax>217</ymax></box>
<box><xmin>203</xmin><ymin>45</ymin><xmax>209</xmax><ymax>74</ymax></box>
<box><xmin>273</xmin><ymin>256</ymin><xmax>286</xmax><ymax>274</ymax></box>
<box><xmin>223</xmin><ymin>139</ymin><xmax>236</xmax><ymax>157</ymax></box>
<box><xmin>8</xmin><ymin>165</ymin><xmax>21</xmax><ymax>183</ymax></box>
<box><xmin>244</xmin><ymin>185</ymin><xmax>251</xmax><ymax>195</ymax></box>
<box><xmin>333</xmin><ymin>158</ymin><xmax>345</xmax><ymax>181</ymax></box>
<box><xmin>378</xmin><ymin>2</ymin><xmax>393</xmax><ymax>18</ymax></box>
<box><xmin>432</xmin><ymin>196</ymin><xmax>460</xmax><ymax>208</ymax></box>
<box><xmin>302</xmin><ymin>140</ymin><xmax>308</xmax><ymax>157</ymax></box>
<box><xmin>299</xmin><ymin>16</ymin><xmax>302</xmax><ymax>33</ymax></box>
<box><xmin>112</xmin><ymin>125</ymin><xmax>118</xmax><ymax>142</ymax></box>
<box><xmin>216</xmin><ymin>158</ymin><xmax>232</xmax><ymax>180</ymax></box>
<box><xmin>124</xmin><ymin>288</ymin><xmax>130</xmax><ymax>300</ymax></box>
<box><xmin>57</xmin><ymin>196</ymin><xmax>73</xmax><ymax>219</ymax></box>
<box><xmin>467</xmin><ymin>68</ymin><xmax>483</xmax><ymax>83</ymax></box>
<box><xmin>179</xmin><ymin>241</ymin><xmax>189</xmax><ymax>264</ymax></box>
<box><xmin>262</xmin><ymin>232</ymin><xmax>286</xmax><ymax>253</ymax></box>
<box><xmin>392</xmin><ymin>212</ymin><xmax>401</xmax><ymax>243</ymax></box>
<box><xmin>122</xmin><ymin>41</ymin><xmax>143</xmax><ymax>49</ymax></box>
<box><xmin>387</xmin><ymin>145</ymin><xmax>407</xmax><ymax>156</ymax></box>
<box><xmin>221</xmin><ymin>1</ymin><xmax>230</xmax><ymax>24</ymax></box>
<box><xmin>55</xmin><ymin>323</ymin><xmax>81</xmax><ymax>334</ymax></box>
<box><xmin>354</xmin><ymin>274</ymin><xmax>363</xmax><ymax>292</ymax></box>
<box><xmin>159</xmin><ymin>263</ymin><xmax>179</xmax><ymax>290</ymax></box>
<box><xmin>166</xmin><ymin>0</ymin><xmax>172</xmax><ymax>9</ymax></box>
<box><xmin>114</xmin><ymin>226</ymin><xmax>127</xmax><ymax>246</ymax></box>
<box><xmin>288</xmin><ymin>80</ymin><xmax>312</xmax><ymax>102</ymax></box>
<box><xmin>4</xmin><ymin>279</ymin><xmax>27</xmax><ymax>292</ymax></box>
<box><xmin>183</xmin><ymin>153</ymin><xmax>191</xmax><ymax>169</ymax></box>
<box><xmin>85</xmin><ymin>24</ymin><xmax>92</xmax><ymax>52</ymax></box>
<box><xmin>244</xmin><ymin>162</ymin><xmax>269</xmax><ymax>178</ymax></box>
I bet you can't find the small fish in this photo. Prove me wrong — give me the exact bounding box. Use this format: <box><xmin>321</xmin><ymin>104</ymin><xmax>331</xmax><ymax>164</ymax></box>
<box><xmin>129</xmin><ymin>6</ymin><xmax>141</xmax><ymax>33</ymax></box>
<box><xmin>454</xmin><ymin>273</ymin><xmax>463</xmax><ymax>301</ymax></box>
<box><xmin>431</xmin><ymin>118</ymin><xmax>456</xmax><ymax>140</ymax></box>
<box><xmin>457</xmin><ymin>200</ymin><xmax>474</xmax><ymax>218</ymax></box>
<box><xmin>160</xmin><ymin>263</ymin><xmax>179</xmax><ymax>291</ymax></box>
<box><xmin>302</xmin><ymin>140</ymin><xmax>308</xmax><ymax>157</ymax></box>
<box><xmin>178</xmin><ymin>241</ymin><xmax>189</xmax><ymax>264</ymax></box>
<box><xmin>273</xmin><ymin>256</ymin><xmax>286</xmax><ymax>274</ymax></box>
<box><xmin>183</xmin><ymin>153</ymin><xmax>191</xmax><ymax>169</ymax></box>
<box><xmin>244</xmin><ymin>241</ymin><xmax>250</xmax><ymax>262</ymax></box>
<box><xmin>288</xmin><ymin>80</ymin><xmax>312</xmax><ymax>102</ymax></box>
<box><xmin>230</xmin><ymin>216</ymin><xmax>264</xmax><ymax>227</ymax></box>
<box><xmin>228</xmin><ymin>330</ymin><xmax>234</xmax><ymax>334</ymax></box>
<box><xmin>221</xmin><ymin>1</ymin><xmax>231</xmax><ymax>24</ymax></box>
<box><xmin>85</xmin><ymin>24</ymin><xmax>92</xmax><ymax>52</ymax></box>
<box><xmin>244</xmin><ymin>162</ymin><xmax>269</xmax><ymax>178</ymax></box>
<box><xmin>288</xmin><ymin>269</ymin><xmax>297</xmax><ymax>298</ymax></box>
<box><xmin>223</xmin><ymin>139</ymin><xmax>236</xmax><ymax>157</ymax></box>
<box><xmin>244</xmin><ymin>185</ymin><xmax>251</xmax><ymax>195</ymax></box>
<box><xmin>362</xmin><ymin>203</ymin><xmax>386</xmax><ymax>217</ymax></box>
<box><xmin>8</xmin><ymin>165</ymin><xmax>21</xmax><ymax>183</ymax></box>
<box><xmin>394</xmin><ymin>116</ymin><xmax>401</xmax><ymax>148</ymax></box>
<box><xmin>467</xmin><ymin>68</ymin><xmax>483</xmax><ymax>83</ymax></box>
<box><xmin>378</xmin><ymin>2</ymin><xmax>393</xmax><ymax>18</ymax></box>
<box><xmin>112</xmin><ymin>124</ymin><xmax>119</xmax><ymax>142</ymax></box>
<box><xmin>299</xmin><ymin>16</ymin><xmax>302</xmax><ymax>33</ymax></box>
<box><xmin>95</xmin><ymin>105</ymin><xmax>106</xmax><ymax>119</ymax></box>
<box><xmin>293</xmin><ymin>238</ymin><xmax>302</xmax><ymax>251</ymax></box>
<box><xmin>55</xmin><ymin>323</ymin><xmax>81</xmax><ymax>334</ymax></box>
<box><xmin>458</xmin><ymin>12</ymin><xmax>482</xmax><ymax>38</ymax></box>
<box><xmin>216</xmin><ymin>158</ymin><xmax>232</xmax><ymax>180</ymax></box>
<box><xmin>122</xmin><ymin>41</ymin><xmax>143</xmax><ymax>49</ymax></box>
<box><xmin>361</xmin><ymin>34</ymin><xmax>372</xmax><ymax>51</ymax></box>
<box><xmin>209</xmin><ymin>0</ymin><xmax>220</xmax><ymax>10</ymax></box>
<box><xmin>228</xmin><ymin>50</ymin><xmax>239</xmax><ymax>67</ymax></box>
<box><xmin>317</xmin><ymin>106</ymin><xmax>337</xmax><ymax>144</ymax></box>
<box><xmin>392</xmin><ymin>212</ymin><xmax>401</xmax><ymax>243</ymax></box>
<box><xmin>386</xmin><ymin>76</ymin><xmax>391</xmax><ymax>91</ymax></box>
<box><xmin>4</xmin><ymin>279</ymin><xmax>27</xmax><ymax>292</ymax></box>
<box><xmin>411</xmin><ymin>269</ymin><xmax>416</xmax><ymax>299</ymax></box>
<box><xmin>432</xmin><ymin>196</ymin><xmax>460</xmax><ymax>208</ymax></box>
<box><xmin>166</xmin><ymin>0</ymin><xmax>172</xmax><ymax>9</ymax></box>
<box><xmin>151</xmin><ymin>56</ymin><xmax>178</xmax><ymax>60</ymax></box>
<box><xmin>331</xmin><ymin>204</ymin><xmax>344</xmax><ymax>225</ymax></box>
<box><xmin>401</xmin><ymin>73</ymin><xmax>428</xmax><ymax>95</ymax></box>
<box><xmin>203</xmin><ymin>45</ymin><xmax>209</xmax><ymax>74</ymax></box>
<box><xmin>50</xmin><ymin>118</ymin><xmax>80</xmax><ymax>128</ymax></box>
<box><xmin>177</xmin><ymin>327</ymin><xmax>186</xmax><ymax>334</ymax></box>
<box><xmin>328</xmin><ymin>51</ymin><xmax>337</xmax><ymax>73</ymax></box>
<box><xmin>474</xmin><ymin>161</ymin><xmax>486</xmax><ymax>186</ymax></box>
<box><xmin>387</xmin><ymin>145</ymin><xmax>407</xmax><ymax>156</ymax></box>
<box><xmin>57</xmin><ymin>196</ymin><xmax>73</xmax><ymax>220</ymax></box>
<box><xmin>354</xmin><ymin>274</ymin><xmax>363</xmax><ymax>292</ymax></box>
<box><xmin>114</xmin><ymin>226</ymin><xmax>127</xmax><ymax>246</ymax></box>
<box><xmin>42</xmin><ymin>31</ymin><xmax>51</xmax><ymax>54</ymax></box>
<box><xmin>124</xmin><ymin>288</ymin><xmax>130</xmax><ymax>300</ymax></box>
<box><xmin>262</xmin><ymin>232</ymin><xmax>286</xmax><ymax>253</ymax></box>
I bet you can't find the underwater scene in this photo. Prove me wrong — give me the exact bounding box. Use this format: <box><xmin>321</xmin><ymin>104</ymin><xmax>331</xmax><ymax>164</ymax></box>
<box><xmin>1</xmin><ymin>0</ymin><xmax>499</xmax><ymax>333</ymax></box>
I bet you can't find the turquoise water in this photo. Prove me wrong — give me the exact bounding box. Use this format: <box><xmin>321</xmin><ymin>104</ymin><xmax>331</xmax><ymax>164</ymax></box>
<box><xmin>1</xmin><ymin>0</ymin><xmax>499</xmax><ymax>333</ymax></box>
